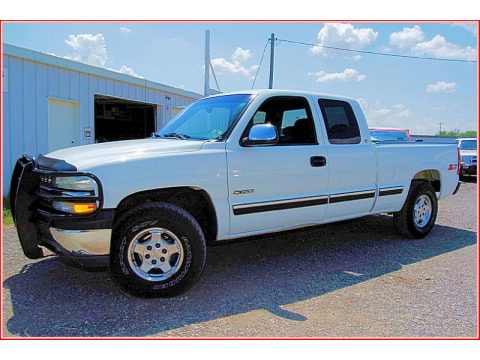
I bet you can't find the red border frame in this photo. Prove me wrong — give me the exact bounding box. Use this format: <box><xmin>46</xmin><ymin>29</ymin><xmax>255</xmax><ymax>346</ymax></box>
<box><xmin>0</xmin><ymin>20</ymin><xmax>479</xmax><ymax>340</ymax></box>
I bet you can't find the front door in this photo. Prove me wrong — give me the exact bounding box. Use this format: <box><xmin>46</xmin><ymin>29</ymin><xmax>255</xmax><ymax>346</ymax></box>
<box><xmin>227</xmin><ymin>96</ymin><xmax>329</xmax><ymax>236</ymax></box>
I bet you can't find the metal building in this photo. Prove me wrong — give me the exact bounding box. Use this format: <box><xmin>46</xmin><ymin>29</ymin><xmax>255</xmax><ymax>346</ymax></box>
<box><xmin>2</xmin><ymin>44</ymin><xmax>202</xmax><ymax>195</ymax></box>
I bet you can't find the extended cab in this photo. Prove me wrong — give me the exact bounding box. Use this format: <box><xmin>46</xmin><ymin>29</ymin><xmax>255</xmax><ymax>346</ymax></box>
<box><xmin>11</xmin><ymin>90</ymin><xmax>461</xmax><ymax>297</ymax></box>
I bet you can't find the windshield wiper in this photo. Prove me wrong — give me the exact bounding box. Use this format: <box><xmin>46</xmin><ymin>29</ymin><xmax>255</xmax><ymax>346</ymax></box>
<box><xmin>161</xmin><ymin>132</ymin><xmax>192</xmax><ymax>140</ymax></box>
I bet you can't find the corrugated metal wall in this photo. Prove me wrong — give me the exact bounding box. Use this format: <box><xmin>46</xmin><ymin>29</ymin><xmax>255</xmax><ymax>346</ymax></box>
<box><xmin>2</xmin><ymin>54</ymin><xmax>197</xmax><ymax>195</ymax></box>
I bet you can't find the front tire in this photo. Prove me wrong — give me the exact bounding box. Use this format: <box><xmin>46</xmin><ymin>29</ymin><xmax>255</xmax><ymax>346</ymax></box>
<box><xmin>393</xmin><ymin>181</ymin><xmax>438</xmax><ymax>239</ymax></box>
<box><xmin>110</xmin><ymin>202</ymin><xmax>206</xmax><ymax>297</ymax></box>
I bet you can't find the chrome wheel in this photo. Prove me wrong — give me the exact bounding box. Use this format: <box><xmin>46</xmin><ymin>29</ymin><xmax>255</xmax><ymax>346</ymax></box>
<box><xmin>128</xmin><ymin>227</ymin><xmax>184</xmax><ymax>281</ymax></box>
<box><xmin>413</xmin><ymin>194</ymin><xmax>432</xmax><ymax>228</ymax></box>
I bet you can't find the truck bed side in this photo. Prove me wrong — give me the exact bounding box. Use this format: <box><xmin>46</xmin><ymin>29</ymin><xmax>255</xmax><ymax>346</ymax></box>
<box><xmin>372</xmin><ymin>142</ymin><xmax>458</xmax><ymax>214</ymax></box>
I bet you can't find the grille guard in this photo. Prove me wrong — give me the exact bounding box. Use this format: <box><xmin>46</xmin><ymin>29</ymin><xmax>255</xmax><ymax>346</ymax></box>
<box><xmin>10</xmin><ymin>156</ymin><xmax>44</xmax><ymax>259</ymax></box>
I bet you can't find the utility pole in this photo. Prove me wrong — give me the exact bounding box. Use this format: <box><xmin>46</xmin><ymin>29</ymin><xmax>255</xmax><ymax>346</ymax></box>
<box><xmin>439</xmin><ymin>122</ymin><xmax>443</xmax><ymax>135</ymax></box>
<box><xmin>204</xmin><ymin>30</ymin><xmax>210</xmax><ymax>96</ymax></box>
<box><xmin>269</xmin><ymin>33</ymin><xmax>275</xmax><ymax>89</ymax></box>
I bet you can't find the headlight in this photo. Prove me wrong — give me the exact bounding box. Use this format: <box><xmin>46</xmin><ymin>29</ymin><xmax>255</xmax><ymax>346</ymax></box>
<box><xmin>38</xmin><ymin>174</ymin><xmax>100</xmax><ymax>215</ymax></box>
<box><xmin>54</xmin><ymin>176</ymin><xmax>98</xmax><ymax>194</ymax></box>
<box><xmin>461</xmin><ymin>155</ymin><xmax>471</xmax><ymax>163</ymax></box>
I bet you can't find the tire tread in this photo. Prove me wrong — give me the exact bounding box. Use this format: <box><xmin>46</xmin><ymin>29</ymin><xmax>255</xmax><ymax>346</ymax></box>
<box><xmin>110</xmin><ymin>201</ymin><xmax>206</xmax><ymax>297</ymax></box>
<box><xmin>393</xmin><ymin>180</ymin><xmax>438</xmax><ymax>239</ymax></box>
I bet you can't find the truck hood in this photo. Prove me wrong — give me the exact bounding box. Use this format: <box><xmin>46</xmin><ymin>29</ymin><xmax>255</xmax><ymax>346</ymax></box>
<box><xmin>460</xmin><ymin>149</ymin><xmax>477</xmax><ymax>157</ymax></box>
<box><xmin>45</xmin><ymin>138</ymin><xmax>205</xmax><ymax>170</ymax></box>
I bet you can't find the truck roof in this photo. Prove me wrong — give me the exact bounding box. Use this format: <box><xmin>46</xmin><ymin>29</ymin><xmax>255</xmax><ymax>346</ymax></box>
<box><xmin>205</xmin><ymin>89</ymin><xmax>359</xmax><ymax>103</ymax></box>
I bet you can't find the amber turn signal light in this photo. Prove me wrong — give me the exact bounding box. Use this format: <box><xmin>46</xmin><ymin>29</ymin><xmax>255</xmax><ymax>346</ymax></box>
<box><xmin>72</xmin><ymin>203</ymin><xmax>97</xmax><ymax>214</ymax></box>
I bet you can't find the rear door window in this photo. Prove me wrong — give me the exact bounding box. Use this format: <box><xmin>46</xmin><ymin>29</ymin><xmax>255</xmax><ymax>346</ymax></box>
<box><xmin>318</xmin><ymin>99</ymin><xmax>361</xmax><ymax>144</ymax></box>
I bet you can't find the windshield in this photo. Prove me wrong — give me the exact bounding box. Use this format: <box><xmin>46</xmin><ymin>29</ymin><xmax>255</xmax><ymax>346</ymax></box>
<box><xmin>157</xmin><ymin>94</ymin><xmax>253</xmax><ymax>140</ymax></box>
<box><xmin>459</xmin><ymin>139</ymin><xmax>477</xmax><ymax>150</ymax></box>
<box><xmin>370</xmin><ymin>131</ymin><xmax>409</xmax><ymax>142</ymax></box>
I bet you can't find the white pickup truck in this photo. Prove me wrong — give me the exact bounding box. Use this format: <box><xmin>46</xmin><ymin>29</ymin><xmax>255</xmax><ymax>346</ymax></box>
<box><xmin>11</xmin><ymin>90</ymin><xmax>461</xmax><ymax>297</ymax></box>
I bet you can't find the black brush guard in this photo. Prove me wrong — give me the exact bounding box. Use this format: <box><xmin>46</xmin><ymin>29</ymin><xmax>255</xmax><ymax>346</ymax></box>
<box><xmin>10</xmin><ymin>156</ymin><xmax>44</xmax><ymax>259</ymax></box>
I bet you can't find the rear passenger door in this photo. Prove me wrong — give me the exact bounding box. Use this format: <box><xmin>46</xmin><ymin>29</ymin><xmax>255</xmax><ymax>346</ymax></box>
<box><xmin>316</xmin><ymin>98</ymin><xmax>377</xmax><ymax>220</ymax></box>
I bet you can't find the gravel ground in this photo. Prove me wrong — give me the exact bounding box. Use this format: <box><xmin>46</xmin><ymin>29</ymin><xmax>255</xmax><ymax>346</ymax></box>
<box><xmin>2</xmin><ymin>180</ymin><xmax>477</xmax><ymax>338</ymax></box>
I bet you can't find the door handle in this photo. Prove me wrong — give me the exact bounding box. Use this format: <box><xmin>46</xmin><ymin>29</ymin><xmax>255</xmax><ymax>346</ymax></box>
<box><xmin>310</xmin><ymin>156</ymin><xmax>327</xmax><ymax>167</ymax></box>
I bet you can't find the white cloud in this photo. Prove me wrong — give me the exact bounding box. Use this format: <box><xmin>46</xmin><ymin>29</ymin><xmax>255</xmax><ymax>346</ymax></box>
<box><xmin>452</xmin><ymin>23</ymin><xmax>478</xmax><ymax>37</ymax></box>
<box><xmin>361</xmin><ymin>98</ymin><xmax>476</xmax><ymax>134</ymax></box>
<box><xmin>211</xmin><ymin>58</ymin><xmax>258</xmax><ymax>77</ymax></box>
<box><xmin>64</xmin><ymin>33</ymin><xmax>141</xmax><ymax>78</ymax></box>
<box><xmin>232</xmin><ymin>47</ymin><xmax>252</xmax><ymax>62</ymax></box>
<box><xmin>211</xmin><ymin>47</ymin><xmax>258</xmax><ymax>78</ymax></box>
<box><xmin>120</xmin><ymin>27</ymin><xmax>132</xmax><ymax>33</ymax></box>
<box><xmin>308</xmin><ymin>68</ymin><xmax>366</xmax><ymax>82</ymax></box>
<box><xmin>361</xmin><ymin>98</ymin><xmax>414</xmax><ymax>129</ymax></box>
<box><xmin>387</xmin><ymin>26</ymin><xmax>477</xmax><ymax>61</ymax></box>
<box><xmin>411</xmin><ymin>35</ymin><xmax>477</xmax><ymax>61</ymax></box>
<box><xmin>65</xmin><ymin>33</ymin><xmax>108</xmax><ymax>67</ymax></box>
<box><xmin>426</xmin><ymin>81</ymin><xmax>457</xmax><ymax>93</ymax></box>
<box><xmin>310</xmin><ymin>23</ymin><xmax>378</xmax><ymax>56</ymax></box>
<box><xmin>361</xmin><ymin>99</ymin><xmax>471</xmax><ymax>134</ymax></box>
<box><xmin>389</xmin><ymin>25</ymin><xmax>424</xmax><ymax>49</ymax></box>
<box><xmin>368</xmin><ymin>104</ymin><xmax>412</xmax><ymax>122</ymax></box>
<box><xmin>114</xmin><ymin>65</ymin><xmax>143</xmax><ymax>78</ymax></box>
<box><xmin>379</xmin><ymin>45</ymin><xmax>392</xmax><ymax>53</ymax></box>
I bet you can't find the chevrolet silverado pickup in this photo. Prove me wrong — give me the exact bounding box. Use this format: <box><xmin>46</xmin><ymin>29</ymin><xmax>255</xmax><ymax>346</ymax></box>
<box><xmin>10</xmin><ymin>90</ymin><xmax>461</xmax><ymax>297</ymax></box>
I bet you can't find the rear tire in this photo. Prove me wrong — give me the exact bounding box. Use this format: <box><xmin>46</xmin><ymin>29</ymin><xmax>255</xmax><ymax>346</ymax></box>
<box><xmin>110</xmin><ymin>202</ymin><xmax>206</xmax><ymax>297</ymax></box>
<box><xmin>393</xmin><ymin>181</ymin><xmax>438</xmax><ymax>239</ymax></box>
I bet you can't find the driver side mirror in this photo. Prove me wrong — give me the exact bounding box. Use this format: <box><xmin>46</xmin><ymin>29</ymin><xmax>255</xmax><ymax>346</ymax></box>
<box><xmin>242</xmin><ymin>124</ymin><xmax>279</xmax><ymax>146</ymax></box>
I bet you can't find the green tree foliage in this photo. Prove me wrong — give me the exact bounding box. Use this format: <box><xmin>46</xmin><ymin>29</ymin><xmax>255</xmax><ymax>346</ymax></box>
<box><xmin>438</xmin><ymin>130</ymin><xmax>477</xmax><ymax>137</ymax></box>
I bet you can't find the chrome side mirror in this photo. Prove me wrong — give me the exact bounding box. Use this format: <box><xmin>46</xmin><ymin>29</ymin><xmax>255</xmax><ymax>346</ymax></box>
<box><xmin>242</xmin><ymin>124</ymin><xmax>279</xmax><ymax>146</ymax></box>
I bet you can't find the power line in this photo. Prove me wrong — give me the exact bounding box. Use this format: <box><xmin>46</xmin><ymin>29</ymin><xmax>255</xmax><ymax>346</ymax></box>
<box><xmin>251</xmin><ymin>40</ymin><xmax>270</xmax><ymax>89</ymax></box>
<box><xmin>209</xmin><ymin>61</ymin><xmax>221</xmax><ymax>92</ymax></box>
<box><xmin>277</xmin><ymin>38</ymin><xmax>477</xmax><ymax>63</ymax></box>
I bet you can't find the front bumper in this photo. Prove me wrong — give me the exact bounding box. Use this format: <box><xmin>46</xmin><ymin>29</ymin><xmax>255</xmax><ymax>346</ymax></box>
<box><xmin>49</xmin><ymin>228</ymin><xmax>112</xmax><ymax>256</ymax></box>
<box><xmin>10</xmin><ymin>156</ymin><xmax>113</xmax><ymax>268</ymax></box>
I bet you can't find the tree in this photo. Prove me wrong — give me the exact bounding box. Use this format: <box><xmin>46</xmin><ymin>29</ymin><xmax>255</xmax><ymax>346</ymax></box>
<box><xmin>438</xmin><ymin>130</ymin><xmax>477</xmax><ymax>137</ymax></box>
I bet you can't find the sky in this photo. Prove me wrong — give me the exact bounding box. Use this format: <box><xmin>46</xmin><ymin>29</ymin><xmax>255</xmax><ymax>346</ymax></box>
<box><xmin>3</xmin><ymin>21</ymin><xmax>478</xmax><ymax>134</ymax></box>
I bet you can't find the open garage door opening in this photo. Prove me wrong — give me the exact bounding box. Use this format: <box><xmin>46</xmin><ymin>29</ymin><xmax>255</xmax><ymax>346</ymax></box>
<box><xmin>94</xmin><ymin>95</ymin><xmax>157</xmax><ymax>143</ymax></box>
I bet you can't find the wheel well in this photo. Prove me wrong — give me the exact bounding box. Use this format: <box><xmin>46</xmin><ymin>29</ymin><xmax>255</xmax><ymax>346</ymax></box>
<box><xmin>114</xmin><ymin>187</ymin><xmax>218</xmax><ymax>242</ymax></box>
<box><xmin>412</xmin><ymin>169</ymin><xmax>441</xmax><ymax>192</ymax></box>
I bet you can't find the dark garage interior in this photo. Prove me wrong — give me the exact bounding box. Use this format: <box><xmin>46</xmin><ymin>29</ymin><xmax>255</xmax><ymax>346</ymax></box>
<box><xmin>94</xmin><ymin>95</ymin><xmax>157</xmax><ymax>142</ymax></box>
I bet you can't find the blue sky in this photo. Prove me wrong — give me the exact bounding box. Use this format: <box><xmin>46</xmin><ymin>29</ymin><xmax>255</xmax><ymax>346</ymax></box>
<box><xmin>3</xmin><ymin>21</ymin><xmax>478</xmax><ymax>134</ymax></box>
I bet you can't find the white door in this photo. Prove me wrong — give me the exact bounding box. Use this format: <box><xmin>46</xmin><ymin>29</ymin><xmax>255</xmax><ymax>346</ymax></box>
<box><xmin>227</xmin><ymin>96</ymin><xmax>329</xmax><ymax>236</ymax></box>
<box><xmin>315</xmin><ymin>98</ymin><xmax>377</xmax><ymax>220</ymax></box>
<box><xmin>48</xmin><ymin>98</ymin><xmax>80</xmax><ymax>152</ymax></box>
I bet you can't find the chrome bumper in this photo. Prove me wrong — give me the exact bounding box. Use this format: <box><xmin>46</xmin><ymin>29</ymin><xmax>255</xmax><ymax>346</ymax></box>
<box><xmin>49</xmin><ymin>228</ymin><xmax>111</xmax><ymax>256</ymax></box>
